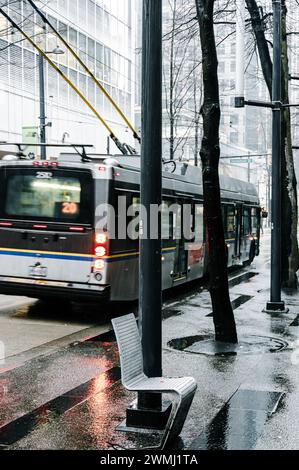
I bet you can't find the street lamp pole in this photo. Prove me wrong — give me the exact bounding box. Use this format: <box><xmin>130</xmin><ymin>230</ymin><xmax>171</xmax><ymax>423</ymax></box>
<box><xmin>265</xmin><ymin>0</ymin><xmax>288</xmax><ymax>312</ymax></box>
<box><xmin>123</xmin><ymin>0</ymin><xmax>171</xmax><ymax>431</ymax></box>
<box><xmin>139</xmin><ymin>0</ymin><xmax>163</xmax><ymax>411</ymax></box>
<box><xmin>235</xmin><ymin>0</ymin><xmax>289</xmax><ymax>312</ymax></box>
<box><xmin>38</xmin><ymin>47</ymin><xmax>64</xmax><ymax>161</ymax></box>
<box><xmin>39</xmin><ymin>53</ymin><xmax>47</xmax><ymax>160</ymax></box>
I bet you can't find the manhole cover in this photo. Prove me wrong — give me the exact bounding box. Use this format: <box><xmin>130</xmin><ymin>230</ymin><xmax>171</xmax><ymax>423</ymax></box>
<box><xmin>168</xmin><ymin>334</ymin><xmax>288</xmax><ymax>356</ymax></box>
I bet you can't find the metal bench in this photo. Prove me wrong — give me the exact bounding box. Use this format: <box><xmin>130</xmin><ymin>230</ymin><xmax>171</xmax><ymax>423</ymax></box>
<box><xmin>111</xmin><ymin>313</ymin><xmax>197</xmax><ymax>449</ymax></box>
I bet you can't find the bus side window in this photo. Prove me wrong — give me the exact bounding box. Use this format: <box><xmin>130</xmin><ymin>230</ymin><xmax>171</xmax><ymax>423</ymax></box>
<box><xmin>194</xmin><ymin>204</ymin><xmax>204</xmax><ymax>243</ymax></box>
<box><xmin>226</xmin><ymin>205</ymin><xmax>236</xmax><ymax>239</ymax></box>
<box><xmin>242</xmin><ymin>207</ymin><xmax>251</xmax><ymax>236</ymax></box>
<box><xmin>251</xmin><ymin>207</ymin><xmax>259</xmax><ymax>235</ymax></box>
<box><xmin>114</xmin><ymin>190</ymin><xmax>139</xmax><ymax>250</ymax></box>
<box><xmin>127</xmin><ymin>196</ymin><xmax>140</xmax><ymax>241</ymax></box>
<box><xmin>162</xmin><ymin>199</ymin><xmax>174</xmax><ymax>240</ymax></box>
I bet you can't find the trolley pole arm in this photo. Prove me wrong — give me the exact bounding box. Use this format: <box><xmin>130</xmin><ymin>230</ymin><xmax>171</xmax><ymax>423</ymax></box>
<box><xmin>27</xmin><ymin>0</ymin><xmax>141</xmax><ymax>144</ymax></box>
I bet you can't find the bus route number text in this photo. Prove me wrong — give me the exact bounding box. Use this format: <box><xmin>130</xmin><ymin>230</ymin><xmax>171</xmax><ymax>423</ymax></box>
<box><xmin>61</xmin><ymin>202</ymin><xmax>79</xmax><ymax>215</ymax></box>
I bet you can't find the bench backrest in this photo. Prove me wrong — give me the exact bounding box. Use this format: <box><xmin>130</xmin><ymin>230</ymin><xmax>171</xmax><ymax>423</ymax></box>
<box><xmin>111</xmin><ymin>314</ymin><xmax>144</xmax><ymax>385</ymax></box>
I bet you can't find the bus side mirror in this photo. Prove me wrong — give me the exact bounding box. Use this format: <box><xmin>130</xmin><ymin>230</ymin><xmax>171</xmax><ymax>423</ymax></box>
<box><xmin>262</xmin><ymin>210</ymin><xmax>268</xmax><ymax>218</ymax></box>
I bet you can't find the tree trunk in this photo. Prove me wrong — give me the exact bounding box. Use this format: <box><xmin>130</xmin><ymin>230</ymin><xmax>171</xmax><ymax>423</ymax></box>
<box><xmin>193</xmin><ymin>68</ymin><xmax>200</xmax><ymax>166</ymax></box>
<box><xmin>246</xmin><ymin>0</ymin><xmax>299</xmax><ymax>289</ymax></box>
<box><xmin>281</xmin><ymin>3</ymin><xmax>298</xmax><ymax>288</ymax></box>
<box><xmin>195</xmin><ymin>0</ymin><xmax>238</xmax><ymax>344</ymax></box>
<box><xmin>194</xmin><ymin>114</ymin><xmax>200</xmax><ymax>166</ymax></box>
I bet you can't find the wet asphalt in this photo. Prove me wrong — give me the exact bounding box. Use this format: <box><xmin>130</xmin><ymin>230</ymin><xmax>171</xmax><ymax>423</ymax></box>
<box><xmin>1</xmin><ymin>230</ymin><xmax>299</xmax><ymax>450</ymax></box>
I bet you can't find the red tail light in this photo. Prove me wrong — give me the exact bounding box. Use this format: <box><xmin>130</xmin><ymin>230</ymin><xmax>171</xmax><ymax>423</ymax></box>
<box><xmin>33</xmin><ymin>224</ymin><xmax>48</xmax><ymax>229</ymax></box>
<box><xmin>94</xmin><ymin>232</ymin><xmax>108</xmax><ymax>259</ymax></box>
<box><xmin>95</xmin><ymin>233</ymin><xmax>107</xmax><ymax>244</ymax></box>
<box><xmin>95</xmin><ymin>245</ymin><xmax>107</xmax><ymax>257</ymax></box>
<box><xmin>0</xmin><ymin>222</ymin><xmax>13</xmax><ymax>227</ymax></box>
<box><xmin>69</xmin><ymin>226</ymin><xmax>85</xmax><ymax>232</ymax></box>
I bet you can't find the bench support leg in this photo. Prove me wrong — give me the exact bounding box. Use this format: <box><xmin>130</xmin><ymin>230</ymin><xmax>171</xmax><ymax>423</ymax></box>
<box><xmin>126</xmin><ymin>399</ymin><xmax>172</xmax><ymax>430</ymax></box>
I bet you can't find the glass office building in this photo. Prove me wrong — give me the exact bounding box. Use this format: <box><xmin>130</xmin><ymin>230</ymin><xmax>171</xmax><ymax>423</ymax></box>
<box><xmin>0</xmin><ymin>0</ymin><xmax>136</xmax><ymax>156</ymax></box>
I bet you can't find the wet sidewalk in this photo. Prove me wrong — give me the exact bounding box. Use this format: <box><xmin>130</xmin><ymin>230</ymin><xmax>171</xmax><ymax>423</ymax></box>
<box><xmin>1</xmin><ymin>231</ymin><xmax>299</xmax><ymax>450</ymax></box>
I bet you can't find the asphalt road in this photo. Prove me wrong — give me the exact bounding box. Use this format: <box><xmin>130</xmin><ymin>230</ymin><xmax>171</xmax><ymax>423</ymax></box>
<box><xmin>0</xmin><ymin>230</ymin><xmax>271</xmax><ymax>370</ymax></box>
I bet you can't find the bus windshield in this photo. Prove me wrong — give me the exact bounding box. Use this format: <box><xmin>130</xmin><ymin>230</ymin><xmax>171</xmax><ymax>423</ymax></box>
<box><xmin>0</xmin><ymin>169</ymin><xmax>93</xmax><ymax>224</ymax></box>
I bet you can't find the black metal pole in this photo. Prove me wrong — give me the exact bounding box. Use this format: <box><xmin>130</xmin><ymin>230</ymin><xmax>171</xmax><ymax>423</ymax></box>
<box><xmin>39</xmin><ymin>54</ymin><xmax>47</xmax><ymax>160</ymax></box>
<box><xmin>267</xmin><ymin>154</ymin><xmax>271</xmax><ymax>226</ymax></box>
<box><xmin>270</xmin><ymin>0</ymin><xmax>281</xmax><ymax>304</ymax></box>
<box><xmin>266</xmin><ymin>0</ymin><xmax>287</xmax><ymax>312</ymax></box>
<box><xmin>138</xmin><ymin>0</ymin><xmax>162</xmax><ymax>411</ymax></box>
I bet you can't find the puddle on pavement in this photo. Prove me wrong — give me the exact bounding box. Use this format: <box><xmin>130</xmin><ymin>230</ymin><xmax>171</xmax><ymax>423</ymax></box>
<box><xmin>0</xmin><ymin>367</ymin><xmax>120</xmax><ymax>446</ymax></box>
<box><xmin>189</xmin><ymin>389</ymin><xmax>284</xmax><ymax>450</ymax></box>
<box><xmin>168</xmin><ymin>334</ymin><xmax>288</xmax><ymax>356</ymax></box>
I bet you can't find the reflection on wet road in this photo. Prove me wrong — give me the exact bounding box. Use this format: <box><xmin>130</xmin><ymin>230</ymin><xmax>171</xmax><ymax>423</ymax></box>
<box><xmin>189</xmin><ymin>389</ymin><xmax>284</xmax><ymax>450</ymax></box>
<box><xmin>1</xmin><ymin>231</ymin><xmax>299</xmax><ymax>450</ymax></box>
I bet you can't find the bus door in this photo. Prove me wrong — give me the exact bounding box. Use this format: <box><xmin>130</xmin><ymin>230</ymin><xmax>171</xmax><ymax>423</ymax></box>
<box><xmin>233</xmin><ymin>204</ymin><xmax>242</xmax><ymax>261</ymax></box>
<box><xmin>172</xmin><ymin>199</ymin><xmax>188</xmax><ymax>281</ymax></box>
<box><xmin>240</xmin><ymin>205</ymin><xmax>252</xmax><ymax>262</ymax></box>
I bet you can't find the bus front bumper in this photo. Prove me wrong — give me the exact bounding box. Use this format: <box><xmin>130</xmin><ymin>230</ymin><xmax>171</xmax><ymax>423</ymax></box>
<box><xmin>0</xmin><ymin>276</ymin><xmax>111</xmax><ymax>302</ymax></box>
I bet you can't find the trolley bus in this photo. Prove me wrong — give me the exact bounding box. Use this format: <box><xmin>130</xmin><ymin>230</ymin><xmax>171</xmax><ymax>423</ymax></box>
<box><xmin>0</xmin><ymin>154</ymin><xmax>261</xmax><ymax>302</ymax></box>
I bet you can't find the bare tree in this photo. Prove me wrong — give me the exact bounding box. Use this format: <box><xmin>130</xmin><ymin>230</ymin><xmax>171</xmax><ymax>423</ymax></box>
<box><xmin>163</xmin><ymin>0</ymin><xmax>202</xmax><ymax>161</ymax></box>
<box><xmin>195</xmin><ymin>0</ymin><xmax>238</xmax><ymax>343</ymax></box>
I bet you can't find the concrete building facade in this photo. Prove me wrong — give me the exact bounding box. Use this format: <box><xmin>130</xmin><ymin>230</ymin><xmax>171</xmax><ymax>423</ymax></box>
<box><xmin>0</xmin><ymin>0</ymin><xmax>137</xmax><ymax>158</ymax></box>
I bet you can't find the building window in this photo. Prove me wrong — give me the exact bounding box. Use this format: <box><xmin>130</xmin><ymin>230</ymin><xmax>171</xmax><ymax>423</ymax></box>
<box><xmin>218</xmin><ymin>61</ymin><xmax>225</xmax><ymax>73</ymax></box>
<box><xmin>230</xmin><ymin>114</ymin><xmax>239</xmax><ymax>126</ymax></box>
<box><xmin>230</xmin><ymin>132</ymin><xmax>239</xmax><ymax>144</ymax></box>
